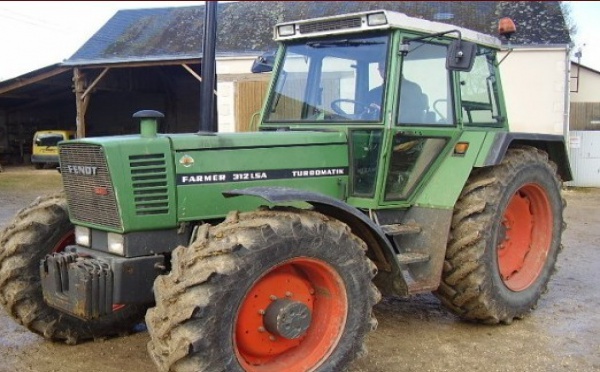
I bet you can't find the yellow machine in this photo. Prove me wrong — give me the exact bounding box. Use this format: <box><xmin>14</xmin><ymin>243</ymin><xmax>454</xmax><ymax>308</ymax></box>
<box><xmin>31</xmin><ymin>130</ymin><xmax>75</xmax><ymax>169</ymax></box>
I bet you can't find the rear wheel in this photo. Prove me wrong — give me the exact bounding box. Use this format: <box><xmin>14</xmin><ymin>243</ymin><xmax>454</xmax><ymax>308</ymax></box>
<box><xmin>0</xmin><ymin>192</ymin><xmax>145</xmax><ymax>344</ymax></box>
<box><xmin>146</xmin><ymin>207</ymin><xmax>380</xmax><ymax>372</ymax></box>
<box><xmin>436</xmin><ymin>146</ymin><xmax>564</xmax><ymax>323</ymax></box>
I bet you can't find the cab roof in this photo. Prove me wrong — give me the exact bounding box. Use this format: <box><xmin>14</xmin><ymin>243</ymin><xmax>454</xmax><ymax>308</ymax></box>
<box><xmin>274</xmin><ymin>9</ymin><xmax>502</xmax><ymax>49</ymax></box>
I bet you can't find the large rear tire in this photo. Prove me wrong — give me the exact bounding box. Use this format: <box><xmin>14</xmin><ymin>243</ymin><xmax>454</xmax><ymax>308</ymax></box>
<box><xmin>0</xmin><ymin>192</ymin><xmax>145</xmax><ymax>344</ymax></box>
<box><xmin>436</xmin><ymin>146</ymin><xmax>564</xmax><ymax>324</ymax></box>
<box><xmin>146</xmin><ymin>207</ymin><xmax>380</xmax><ymax>372</ymax></box>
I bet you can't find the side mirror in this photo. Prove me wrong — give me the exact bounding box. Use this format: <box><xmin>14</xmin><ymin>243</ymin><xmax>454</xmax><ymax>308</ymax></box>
<box><xmin>35</xmin><ymin>138</ymin><xmax>42</xmax><ymax>146</ymax></box>
<box><xmin>251</xmin><ymin>51</ymin><xmax>275</xmax><ymax>73</ymax></box>
<box><xmin>446</xmin><ymin>40</ymin><xmax>477</xmax><ymax>72</ymax></box>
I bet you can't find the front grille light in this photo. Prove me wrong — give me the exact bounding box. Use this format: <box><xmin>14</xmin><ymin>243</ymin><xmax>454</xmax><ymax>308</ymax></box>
<box><xmin>367</xmin><ymin>12</ymin><xmax>388</xmax><ymax>26</ymax></box>
<box><xmin>278</xmin><ymin>24</ymin><xmax>296</xmax><ymax>37</ymax></box>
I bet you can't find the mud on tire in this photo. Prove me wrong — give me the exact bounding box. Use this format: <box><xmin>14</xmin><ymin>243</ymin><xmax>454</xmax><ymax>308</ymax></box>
<box><xmin>436</xmin><ymin>146</ymin><xmax>565</xmax><ymax>324</ymax></box>
<box><xmin>0</xmin><ymin>192</ymin><xmax>145</xmax><ymax>344</ymax></box>
<box><xmin>146</xmin><ymin>207</ymin><xmax>381</xmax><ymax>372</ymax></box>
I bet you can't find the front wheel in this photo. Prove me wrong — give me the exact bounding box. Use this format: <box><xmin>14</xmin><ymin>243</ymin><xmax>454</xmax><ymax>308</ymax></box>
<box><xmin>0</xmin><ymin>193</ymin><xmax>145</xmax><ymax>344</ymax></box>
<box><xmin>146</xmin><ymin>208</ymin><xmax>380</xmax><ymax>372</ymax></box>
<box><xmin>436</xmin><ymin>146</ymin><xmax>564</xmax><ymax>324</ymax></box>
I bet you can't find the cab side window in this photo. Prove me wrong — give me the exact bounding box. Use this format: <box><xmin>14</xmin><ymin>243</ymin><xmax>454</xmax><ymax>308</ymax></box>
<box><xmin>459</xmin><ymin>47</ymin><xmax>503</xmax><ymax>125</ymax></box>
<box><xmin>398</xmin><ymin>42</ymin><xmax>454</xmax><ymax>126</ymax></box>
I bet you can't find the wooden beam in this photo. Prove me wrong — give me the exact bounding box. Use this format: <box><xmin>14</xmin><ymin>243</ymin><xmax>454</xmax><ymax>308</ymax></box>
<box><xmin>68</xmin><ymin>59</ymin><xmax>201</xmax><ymax>70</ymax></box>
<box><xmin>182</xmin><ymin>64</ymin><xmax>202</xmax><ymax>82</ymax></box>
<box><xmin>182</xmin><ymin>64</ymin><xmax>218</xmax><ymax>95</ymax></box>
<box><xmin>82</xmin><ymin>68</ymin><xmax>110</xmax><ymax>100</ymax></box>
<box><xmin>74</xmin><ymin>68</ymin><xmax>88</xmax><ymax>138</ymax></box>
<box><xmin>0</xmin><ymin>67</ymin><xmax>70</xmax><ymax>95</ymax></box>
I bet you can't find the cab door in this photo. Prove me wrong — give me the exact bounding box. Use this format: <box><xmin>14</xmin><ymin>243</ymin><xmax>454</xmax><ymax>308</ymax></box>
<box><xmin>381</xmin><ymin>39</ymin><xmax>461</xmax><ymax>204</ymax></box>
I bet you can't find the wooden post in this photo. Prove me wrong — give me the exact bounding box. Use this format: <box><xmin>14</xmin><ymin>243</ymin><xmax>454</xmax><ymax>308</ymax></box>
<box><xmin>73</xmin><ymin>68</ymin><xmax>89</xmax><ymax>138</ymax></box>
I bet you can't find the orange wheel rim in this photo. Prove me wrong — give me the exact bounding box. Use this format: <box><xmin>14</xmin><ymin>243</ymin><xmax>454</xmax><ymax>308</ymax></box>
<box><xmin>234</xmin><ymin>257</ymin><xmax>347</xmax><ymax>372</ymax></box>
<box><xmin>497</xmin><ymin>183</ymin><xmax>553</xmax><ymax>291</ymax></box>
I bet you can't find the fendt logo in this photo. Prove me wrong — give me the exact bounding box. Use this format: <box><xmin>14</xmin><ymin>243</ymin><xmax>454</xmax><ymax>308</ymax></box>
<box><xmin>65</xmin><ymin>165</ymin><xmax>98</xmax><ymax>176</ymax></box>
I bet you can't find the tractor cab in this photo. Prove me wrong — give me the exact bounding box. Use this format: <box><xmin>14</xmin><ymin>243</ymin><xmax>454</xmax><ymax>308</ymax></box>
<box><xmin>257</xmin><ymin>10</ymin><xmax>503</xmax><ymax>210</ymax></box>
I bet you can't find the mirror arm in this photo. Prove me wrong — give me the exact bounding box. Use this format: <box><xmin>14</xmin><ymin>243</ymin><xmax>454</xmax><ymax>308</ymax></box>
<box><xmin>400</xmin><ymin>29</ymin><xmax>462</xmax><ymax>56</ymax></box>
<box><xmin>496</xmin><ymin>47</ymin><xmax>513</xmax><ymax>66</ymax></box>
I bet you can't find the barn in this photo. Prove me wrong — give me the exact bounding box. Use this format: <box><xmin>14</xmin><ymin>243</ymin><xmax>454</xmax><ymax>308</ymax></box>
<box><xmin>0</xmin><ymin>1</ymin><xmax>572</xmax><ymax>166</ymax></box>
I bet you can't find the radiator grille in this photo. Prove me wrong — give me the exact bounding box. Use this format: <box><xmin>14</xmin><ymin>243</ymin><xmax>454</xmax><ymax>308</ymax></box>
<box><xmin>59</xmin><ymin>144</ymin><xmax>121</xmax><ymax>229</ymax></box>
<box><xmin>129</xmin><ymin>154</ymin><xmax>169</xmax><ymax>215</ymax></box>
<box><xmin>299</xmin><ymin>17</ymin><xmax>362</xmax><ymax>34</ymax></box>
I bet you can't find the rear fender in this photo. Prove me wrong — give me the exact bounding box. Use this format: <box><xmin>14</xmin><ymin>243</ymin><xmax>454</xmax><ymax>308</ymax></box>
<box><xmin>480</xmin><ymin>132</ymin><xmax>572</xmax><ymax>181</ymax></box>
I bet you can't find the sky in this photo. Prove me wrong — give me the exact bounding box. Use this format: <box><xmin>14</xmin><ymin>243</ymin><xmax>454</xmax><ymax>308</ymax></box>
<box><xmin>0</xmin><ymin>1</ymin><xmax>204</xmax><ymax>81</ymax></box>
<box><xmin>0</xmin><ymin>1</ymin><xmax>599</xmax><ymax>81</ymax></box>
<box><xmin>566</xmin><ymin>1</ymin><xmax>600</xmax><ymax>69</ymax></box>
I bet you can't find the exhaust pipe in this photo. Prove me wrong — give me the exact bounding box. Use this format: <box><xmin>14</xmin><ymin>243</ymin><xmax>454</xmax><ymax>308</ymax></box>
<box><xmin>199</xmin><ymin>1</ymin><xmax>218</xmax><ymax>133</ymax></box>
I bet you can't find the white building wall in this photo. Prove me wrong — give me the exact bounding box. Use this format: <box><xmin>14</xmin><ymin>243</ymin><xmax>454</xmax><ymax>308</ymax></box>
<box><xmin>497</xmin><ymin>46</ymin><xmax>569</xmax><ymax>136</ymax></box>
<box><xmin>216</xmin><ymin>57</ymin><xmax>258</xmax><ymax>74</ymax></box>
<box><xmin>217</xmin><ymin>81</ymin><xmax>236</xmax><ymax>132</ymax></box>
<box><xmin>570</xmin><ymin>64</ymin><xmax>600</xmax><ymax>102</ymax></box>
<box><xmin>216</xmin><ymin>56</ymin><xmax>259</xmax><ymax>132</ymax></box>
<box><xmin>567</xmin><ymin>64</ymin><xmax>600</xmax><ymax>187</ymax></box>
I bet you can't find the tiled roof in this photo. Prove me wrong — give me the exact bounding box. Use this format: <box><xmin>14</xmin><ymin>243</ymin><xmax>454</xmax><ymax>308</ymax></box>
<box><xmin>64</xmin><ymin>1</ymin><xmax>571</xmax><ymax>66</ymax></box>
<box><xmin>493</xmin><ymin>1</ymin><xmax>572</xmax><ymax>45</ymax></box>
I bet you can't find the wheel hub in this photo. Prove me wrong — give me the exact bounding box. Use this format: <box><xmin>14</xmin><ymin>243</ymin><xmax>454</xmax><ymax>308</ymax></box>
<box><xmin>235</xmin><ymin>258</ymin><xmax>348</xmax><ymax>370</ymax></box>
<box><xmin>263</xmin><ymin>299</ymin><xmax>312</xmax><ymax>339</ymax></box>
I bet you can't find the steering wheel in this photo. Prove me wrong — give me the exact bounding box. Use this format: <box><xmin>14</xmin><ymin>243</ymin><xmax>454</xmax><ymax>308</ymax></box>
<box><xmin>432</xmin><ymin>99</ymin><xmax>448</xmax><ymax>122</ymax></box>
<box><xmin>330</xmin><ymin>99</ymin><xmax>378</xmax><ymax>119</ymax></box>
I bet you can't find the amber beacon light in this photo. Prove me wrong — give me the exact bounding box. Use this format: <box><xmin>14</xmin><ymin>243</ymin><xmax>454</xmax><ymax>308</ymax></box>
<box><xmin>498</xmin><ymin>17</ymin><xmax>516</xmax><ymax>39</ymax></box>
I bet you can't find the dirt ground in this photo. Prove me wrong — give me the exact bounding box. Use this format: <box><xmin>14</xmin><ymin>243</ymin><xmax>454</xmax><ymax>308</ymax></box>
<box><xmin>0</xmin><ymin>166</ymin><xmax>599</xmax><ymax>372</ymax></box>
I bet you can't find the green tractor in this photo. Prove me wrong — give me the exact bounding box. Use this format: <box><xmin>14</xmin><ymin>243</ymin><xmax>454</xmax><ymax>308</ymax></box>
<box><xmin>0</xmin><ymin>5</ymin><xmax>571</xmax><ymax>372</ymax></box>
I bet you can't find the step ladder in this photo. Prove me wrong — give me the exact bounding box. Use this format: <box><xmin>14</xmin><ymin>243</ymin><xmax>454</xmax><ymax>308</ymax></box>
<box><xmin>380</xmin><ymin>222</ymin><xmax>437</xmax><ymax>293</ymax></box>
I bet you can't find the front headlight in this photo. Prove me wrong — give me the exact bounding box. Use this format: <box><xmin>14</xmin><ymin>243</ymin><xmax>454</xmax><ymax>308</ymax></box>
<box><xmin>107</xmin><ymin>233</ymin><xmax>125</xmax><ymax>256</ymax></box>
<box><xmin>75</xmin><ymin>226</ymin><xmax>90</xmax><ymax>247</ymax></box>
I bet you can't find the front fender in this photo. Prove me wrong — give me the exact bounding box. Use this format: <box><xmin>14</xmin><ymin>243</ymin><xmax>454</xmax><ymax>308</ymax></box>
<box><xmin>224</xmin><ymin>186</ymin><xmax>408</xmax><ymax>294</ymax></box>
<box><xmin>223</xmin><ymin>186</ymin><xmax>388</xmax><ymax>239</ymax></box>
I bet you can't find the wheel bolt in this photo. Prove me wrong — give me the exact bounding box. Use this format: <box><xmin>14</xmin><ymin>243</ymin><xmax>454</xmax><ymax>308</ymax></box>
<box><xmin>258</xmin><ymin>309</ymin><xmax>265</xmax><ymax>315</ymax></box>
<box><xmin>269</xmin><ymin>335</ymin><xmax>276</xmax><ymax>341</ymax></box>
<box><xmin>269</xmin><ymin>295</ymin><xmax>277</xmax><ymax>301</ymax></box>
<box><xmin>285</xmin><ymin>291</ymin><xmax>293</xmax><ymax>297</ymax></box>
<box><xmin>258</xmin><ymin>326</ymin><xmax>266</xmax><ymax>333</ymax></box>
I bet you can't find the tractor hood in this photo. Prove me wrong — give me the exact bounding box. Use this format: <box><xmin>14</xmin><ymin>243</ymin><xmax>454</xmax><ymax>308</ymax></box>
<box><xmin>58</xmin><ymin>130</ymin><xmax>350</xmax><ymax>233</ymax></box>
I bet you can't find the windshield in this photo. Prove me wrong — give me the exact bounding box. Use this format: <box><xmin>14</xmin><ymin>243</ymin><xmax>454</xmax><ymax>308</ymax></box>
<box><xmin>35</xmin><ymin>134</ymin><xmax>65</xmax><ymax>147</ymax></box>
<box><xmin>265</xmin><ymin>34</ymin><xmax>389</xmax><ymax>123</ymax></box>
